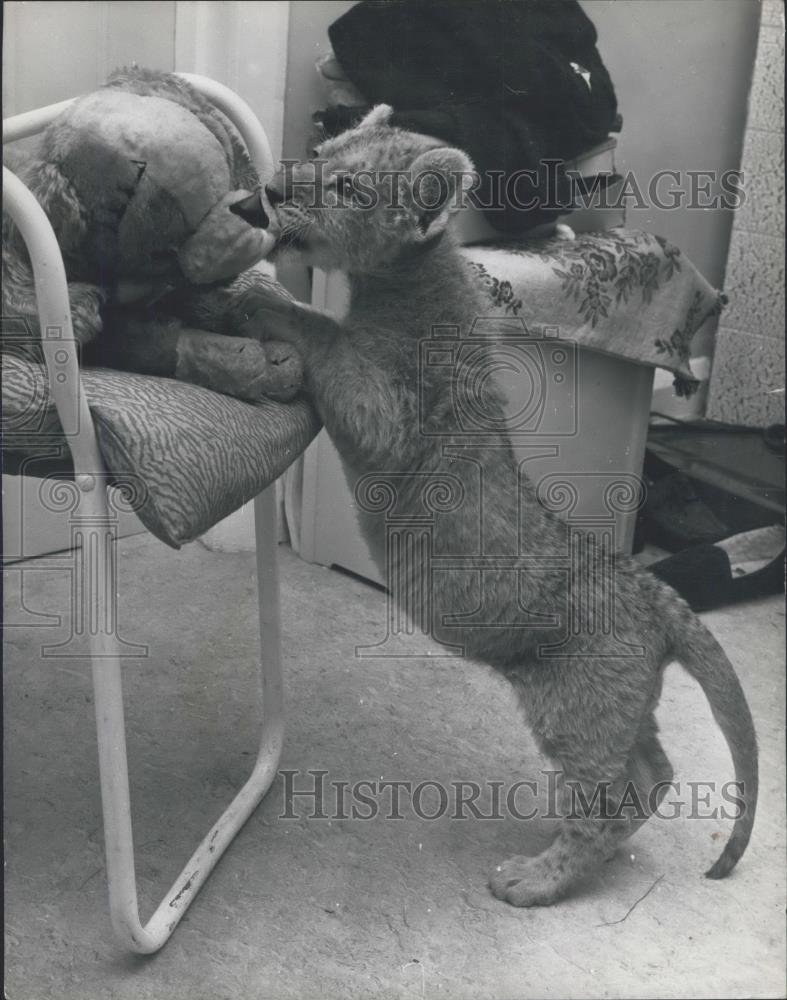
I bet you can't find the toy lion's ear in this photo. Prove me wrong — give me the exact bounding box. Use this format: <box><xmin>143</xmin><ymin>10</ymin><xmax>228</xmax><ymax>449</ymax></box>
<box><xmin>357</xmin><ymin>104</ymin><xmax>394</xmax><ymax>130</ymax></box>
<box><xmin>24</xmin><ymin>161</ymin><xmax>88</xmax><ymax>254</ymax></box>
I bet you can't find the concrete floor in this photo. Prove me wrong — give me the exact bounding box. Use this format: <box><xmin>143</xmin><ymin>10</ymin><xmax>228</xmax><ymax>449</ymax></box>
<box><xmin>3</xmin><ymin>535</ymin><xmax>785</xmax><ymax>999</ymax></box>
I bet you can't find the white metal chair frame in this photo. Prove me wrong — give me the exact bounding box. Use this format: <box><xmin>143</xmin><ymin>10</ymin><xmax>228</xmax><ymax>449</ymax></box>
<box><xmin>3</xmin><ymin>75</ymin><xmax>285</xmax><ymax>954</ymax></box>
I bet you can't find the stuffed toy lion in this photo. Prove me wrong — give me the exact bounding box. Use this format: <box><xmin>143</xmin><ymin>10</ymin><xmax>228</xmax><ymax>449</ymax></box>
<box><xmin>2</xmin><ymin>67</ymin><xmax>302</xmax><ymax>402</ymax></box>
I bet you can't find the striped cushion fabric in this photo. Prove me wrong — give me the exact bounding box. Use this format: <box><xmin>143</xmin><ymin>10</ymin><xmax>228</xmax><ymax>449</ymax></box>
<box><xmin>1</xmin><ymin>354</ymin><xmax>320</xmax><ymax>548</ymax></box>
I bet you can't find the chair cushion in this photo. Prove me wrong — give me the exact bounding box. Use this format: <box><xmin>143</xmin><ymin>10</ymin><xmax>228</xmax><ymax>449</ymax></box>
<box><xmin>2</xmin><ymin>354</ymin><xmax>320</xmax><ymax>548</ymax></box>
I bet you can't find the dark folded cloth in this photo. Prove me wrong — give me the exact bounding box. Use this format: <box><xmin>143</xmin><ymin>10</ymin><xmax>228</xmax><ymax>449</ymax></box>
<box><xmin>325</xmin><ymin>0</ymin><xmax>621</xmax><ymax>233</ymax></box>
<box><xmin>649</xmin><ymin>544</ymin><xmax>736</xmax><ymax>612</ymax></box>
<box><xmin>649</xmin><ymin>528</ymin><xmax>786</xmax><ymax>612</ymax></box>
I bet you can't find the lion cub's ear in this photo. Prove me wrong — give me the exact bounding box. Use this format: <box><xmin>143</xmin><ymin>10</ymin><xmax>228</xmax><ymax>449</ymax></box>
<box><xmin>407</xmin><ymin>146</ymin><xmax>476</xmax><ymax>241</ymax></box>
<box><xmin>356</xmin><ymin>104</ymin><xmax>395</xmax><ymax>129</ymax></box>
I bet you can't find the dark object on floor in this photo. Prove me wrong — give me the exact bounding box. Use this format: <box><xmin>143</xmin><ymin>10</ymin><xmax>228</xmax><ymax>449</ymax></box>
<box><xmin>649</xmin><ymin>544</ymin><xmax>734</xmax><ymax>612</ymax></box>
<box><xmin>322</xmin><ymin>0</ymin><xmax>621</xmax><ymax>233</ymax></box>
<box><xmin>646</xmin><ymin>423</ymin><xmax>785</xmax><ymax>522</ymax></box>
<box><xmin>635</xmin><ymin>424</ymin><xmax>785</xmax><ymax>553</ymax></box>
<box><xmin>649</xmin><ymin>527</ymin><xmax>785</xmax><ymax>612</ymax></box>
<box><xmin>637</xmin><ymin>471</ymin><xmax>730</xmax><ymax>552</ymax></box>
<box><xmin>763</xmin><ymin>423</ymin><xmax>785</xmax><ymax>454</ymax></box>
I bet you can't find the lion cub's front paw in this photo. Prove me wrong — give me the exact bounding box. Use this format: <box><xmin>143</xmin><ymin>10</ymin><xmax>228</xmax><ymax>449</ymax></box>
<box><xmin>235</xmin><ymin>284</ymin><xmax>301</xmax><ymax>343</ymax></box>
<box><xmin>489</xmin><ymin>855</ymin><xmax>563</xmax><ymax>908</ymax></box>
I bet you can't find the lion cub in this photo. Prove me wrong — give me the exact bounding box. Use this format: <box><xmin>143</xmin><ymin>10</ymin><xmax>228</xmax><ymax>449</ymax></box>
<box><xmin>236</xmin><ymin>106</ymin><xmax>757</xmax><ymax>906</ymax></box>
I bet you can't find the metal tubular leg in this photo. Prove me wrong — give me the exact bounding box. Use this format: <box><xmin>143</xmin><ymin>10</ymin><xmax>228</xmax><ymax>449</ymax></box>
<box><xmin>89</xmin><ymin>484</ymin><xmax>284</xmax><ymax>953</ymax></box>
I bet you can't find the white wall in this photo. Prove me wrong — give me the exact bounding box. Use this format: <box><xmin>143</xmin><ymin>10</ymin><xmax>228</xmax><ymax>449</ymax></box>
<box><xmin>2</xmin><ymin>1</ymin><xmax>177</xmax><ymax>114</ymax></box>
<box><xmin>174</xmin><ymin>0</ymin><xmax>290</xmax><ymax>164</ymax></box>
<box><xmin>2</xmin><ymin>1</ymin><xmax>290</xmax><ymax>163</ymax></box>
<box><xmin>584</xmin><ymin>0</ymin><xmax>760</xmax><ymax>353</ymax></box>
<box><xmin>275</xmin><ymin>0</ymin><xmax>354</xmax><ymax>304</ymax></box>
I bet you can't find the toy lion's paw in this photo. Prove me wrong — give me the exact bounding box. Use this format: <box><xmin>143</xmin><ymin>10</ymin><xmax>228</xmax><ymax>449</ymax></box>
<box><xmin>175</xmin><ymin>332</ymin><xmax>303</xmax><ymax>402</ymax></box>
<box><xmin>261</xmin><ymin>340</ymin><xmax>303</xmax><ymax>402</ymax></box>
<box><xmin>69</xmin><ymin>282</ymin><xmax>106</xmax><ymax>342</ymax></box>
<box><xmin>229</xmin><ymin>338</ymin><xmax>303</xmax><ymax>402</ymax></box>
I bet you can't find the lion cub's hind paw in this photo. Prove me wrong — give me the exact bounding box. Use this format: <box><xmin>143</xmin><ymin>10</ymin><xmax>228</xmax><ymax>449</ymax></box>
<box><xmin>489</xmin><ymin>855</ymin><xmax>565</xmax><ymax>908</ymax></box>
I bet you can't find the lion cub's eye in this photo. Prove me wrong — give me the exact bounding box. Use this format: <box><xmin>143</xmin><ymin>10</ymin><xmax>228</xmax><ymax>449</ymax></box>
<box><xmin>336</xmin><ymin>174</ymin><xmax>356</xmax><ymax>201</ymax></box>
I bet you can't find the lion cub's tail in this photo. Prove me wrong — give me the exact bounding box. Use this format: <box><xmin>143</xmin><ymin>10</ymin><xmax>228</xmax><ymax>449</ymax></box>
<box><xmin>670</xmin><ymin>612</ymin><xmax>758</xmax><ymax>879</ymax></box>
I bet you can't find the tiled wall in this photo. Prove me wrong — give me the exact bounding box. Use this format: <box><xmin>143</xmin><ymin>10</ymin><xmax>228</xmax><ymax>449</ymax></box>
<box><xmin>707</xmin><ymin>0</ymin><xmax>785</xmax><ymax>427</ymax></box>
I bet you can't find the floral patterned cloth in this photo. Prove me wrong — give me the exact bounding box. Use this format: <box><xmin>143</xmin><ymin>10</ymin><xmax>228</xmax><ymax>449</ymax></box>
<box><xmin>462</xmin><ymin>228</ymin><xmax>725</xmax><ymax>396</ymax></box>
